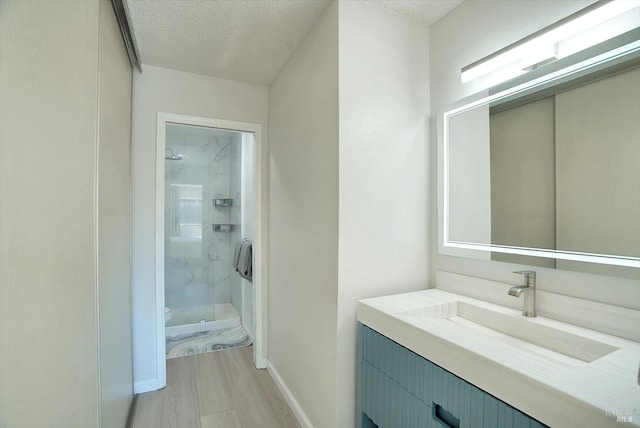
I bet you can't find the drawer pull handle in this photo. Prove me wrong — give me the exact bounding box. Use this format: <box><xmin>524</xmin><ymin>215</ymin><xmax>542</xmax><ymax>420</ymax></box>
<box><xmin>433</xmin><ymin>403</ymin><xmax>460</xmax><ymax>428</ymax></box>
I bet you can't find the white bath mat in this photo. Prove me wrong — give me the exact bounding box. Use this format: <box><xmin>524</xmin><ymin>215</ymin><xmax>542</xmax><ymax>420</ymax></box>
<box><xmin>166</xmin><ymin>325</ymin><xmax>252</xmax><ymax>359</ymax></box>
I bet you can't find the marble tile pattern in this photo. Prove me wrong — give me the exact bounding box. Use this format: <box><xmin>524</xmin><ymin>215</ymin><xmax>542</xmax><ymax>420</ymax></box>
<box><xmin>206</xmin><ymin>135</ymin><xmax>237</xmax><ymax>307</ymax></box>
<box><xmin>166</xmin><ymin>325</ymin><xmax>252</xmax><ymax>359</ymax></box>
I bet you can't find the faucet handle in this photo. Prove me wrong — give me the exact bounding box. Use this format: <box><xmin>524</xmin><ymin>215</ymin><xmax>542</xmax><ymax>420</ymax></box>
<box><xmin>514</xmin><ymin>270</ymin><xmax>536</xmax><ymax>286</ymax></box>
<box><xmin>513</xmin><ymin>270</ymin><xmax>536</xmax><ymax>276</ymax></box>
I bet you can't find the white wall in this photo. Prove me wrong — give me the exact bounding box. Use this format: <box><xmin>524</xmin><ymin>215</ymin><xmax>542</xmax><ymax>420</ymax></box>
<box><xmin>0</xmin><ymin>1</ymin><xmax>133</xmax><ymax>426</ymax></box>
<box><xmin>267</xmin><ymin>3</ymin><xmax>430</xmax><ymax>426</ymax></box>
<box><xmin>131</xmin><ymin>66</ymin><xmax>268</xmax><ymax>391</ymax></box>
<box><xmin>430</xmin><ymin>0</ymin><xmax>639</xmax><ymax>307</ymax></box>
<box><xmin>267</xmin><ymin>2</ymin><xmax>339</xmax><ymax>426</ymax></box>
<box><xmin>337</xmin><ymin>3</ymin><xmax>430</xmax><ymax>426</ymax></box>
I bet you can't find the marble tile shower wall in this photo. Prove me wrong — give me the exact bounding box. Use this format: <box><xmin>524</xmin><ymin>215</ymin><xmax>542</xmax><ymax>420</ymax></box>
<box><xmin>164</xmin><ymin>133</ymin><xmax>239</xmax><ymax>313</ymax></box>
<box><xmin>206</xmin><ymin>134</ymin><xmax>240</xmax><ymax>307</ymax></box>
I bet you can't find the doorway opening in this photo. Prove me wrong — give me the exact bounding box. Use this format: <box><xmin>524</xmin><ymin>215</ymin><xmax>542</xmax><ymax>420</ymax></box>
<box><xmin>155</xmin><ymin>113</ymin><xmax>266</xmax><ymax>386</ymax></box>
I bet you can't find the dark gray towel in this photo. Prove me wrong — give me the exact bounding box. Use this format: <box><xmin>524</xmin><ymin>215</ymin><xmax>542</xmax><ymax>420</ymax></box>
<box><xmin>233</xmin><ymin>238</ymin><xmax>252</xmax><ymax>280</ymax></box>
<box><xmin>238</xmin><ymin>241</ymin><xmax>251</xmax><ymax>279</ymax></box>
<box><xmin>233</xmin><ymin>239</ymin><xmax>243</xmax><ymax>271</ymax></box>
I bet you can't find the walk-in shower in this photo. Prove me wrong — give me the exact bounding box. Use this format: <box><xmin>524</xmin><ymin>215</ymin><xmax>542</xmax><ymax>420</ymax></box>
<box><xmin>163</xmin><ymin>123</ymin><xmax>256</xmax><ymax>357</ymax></box>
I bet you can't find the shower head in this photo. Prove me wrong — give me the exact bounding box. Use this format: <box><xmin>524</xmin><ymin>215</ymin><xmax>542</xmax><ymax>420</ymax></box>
<box><xmin>165</xmin><ymin>148</ymin><xmax>184</xmax><ymax>161</ymax></box>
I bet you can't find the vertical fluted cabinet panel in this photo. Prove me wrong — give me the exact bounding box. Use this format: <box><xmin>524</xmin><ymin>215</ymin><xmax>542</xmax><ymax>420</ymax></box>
<box><xmin>357</xmin><ymin>324</ymin><xmax>547</xmax><ymax>428</ymax></box>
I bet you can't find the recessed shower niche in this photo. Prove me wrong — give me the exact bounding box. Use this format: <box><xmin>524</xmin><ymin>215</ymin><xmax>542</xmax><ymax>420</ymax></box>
<box><xmin>163</xmin><ymin>122</ymin><xmax>256</xmax><ymax>357</ymax></box>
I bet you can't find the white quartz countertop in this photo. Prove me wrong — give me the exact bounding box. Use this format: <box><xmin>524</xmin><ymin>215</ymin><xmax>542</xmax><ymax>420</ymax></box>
<box><xmin>357</xmin><ymin>289</ymin><xmax>640</xmax><ymax>427</ymax></box>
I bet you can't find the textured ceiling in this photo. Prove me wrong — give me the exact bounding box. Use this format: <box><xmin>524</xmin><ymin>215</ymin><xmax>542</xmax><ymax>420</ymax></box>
<box><xmin>125</xmin><ymin>0</ymin><xmax>462</xmax><ymax>86</ymax></box>
<box><xmin>364</xmin><ymin>0</ymin><xmax>463</xmax><ymax>24</ymax></box>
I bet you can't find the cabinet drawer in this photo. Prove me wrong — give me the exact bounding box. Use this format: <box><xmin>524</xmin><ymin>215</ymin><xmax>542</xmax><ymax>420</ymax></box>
<box><xmin>362</xmin><ymin>325</ymin><xmax>438</xmax><ymax>405</ymax></box>
<box><xmin>360</xmin><ymin>325</ymin><xmax>548</xmax><ymax>428</ymax></box>
<box><xmin>362</xmin><ymin>360</ymin><xmax>433</xmax><ymax>428</ymax></box>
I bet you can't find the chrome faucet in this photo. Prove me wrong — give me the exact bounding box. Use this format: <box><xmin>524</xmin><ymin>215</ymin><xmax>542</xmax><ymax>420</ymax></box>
<box><xmin>509</xmin><ymin>270</ymin><xmax>537</xmax><ymax>317</ymax></box>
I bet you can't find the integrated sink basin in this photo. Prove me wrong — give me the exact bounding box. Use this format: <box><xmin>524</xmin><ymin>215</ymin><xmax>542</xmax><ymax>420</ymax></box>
<box><xmin>399</xmin><ymin>301</ymin><xmax>619</xmax><ymax>364</ymax></box>
<box><xmin>358</xmin><ymin>288</ymin><xmax>640</xmax><ymax>427</ymax></box>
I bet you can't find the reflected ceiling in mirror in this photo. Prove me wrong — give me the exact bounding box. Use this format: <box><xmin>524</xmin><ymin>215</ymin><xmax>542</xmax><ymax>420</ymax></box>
<box><xmin>438</xmin><ymin>30</ymin><xmax>640</xmax><ymax>275</ymax></box>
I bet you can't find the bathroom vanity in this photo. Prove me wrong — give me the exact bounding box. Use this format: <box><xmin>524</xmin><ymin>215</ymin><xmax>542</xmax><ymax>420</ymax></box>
<box><xmin>360</xmin><ymin>6</ymin><xmax>640</xmax><ymax>428</ymax></box>
<box><xmin>357</xmin><ymin>325</ymin><xmax>544</xmax><ymax>428</ymax></box>
<box><xmin>356</xmin><ymin>288</ymin><xmax>640</xmax><ymax>427</ymax></box>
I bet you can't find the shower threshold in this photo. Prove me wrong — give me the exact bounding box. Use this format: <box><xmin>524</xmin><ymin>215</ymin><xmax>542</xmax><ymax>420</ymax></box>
<box><xmin>165</xmin><ymin>303</ymin><xmax>240</xmax><ymax>338</ymax></box>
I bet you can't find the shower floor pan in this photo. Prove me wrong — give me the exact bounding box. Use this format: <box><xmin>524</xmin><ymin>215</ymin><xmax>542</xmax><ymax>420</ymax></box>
<box><xmin>165</xmin><ymin>303</ymin><xmax>240</xmax><ymax>337</ymax></box>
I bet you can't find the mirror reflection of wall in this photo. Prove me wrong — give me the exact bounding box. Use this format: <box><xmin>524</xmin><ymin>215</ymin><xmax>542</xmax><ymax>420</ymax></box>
<box><xmin>487</xmin><ymin>66</ymin><xmax>640</xmax><ymax>276</ymax></box>
<box><xmin>448</xmin><ymin>104</ymin><xmax>491</xmax><ymax>252</ymax></box>
<box><xmin>490</xmin><ymin>96</ymin><xmax>556</xmax><ymax>268</ymax></box>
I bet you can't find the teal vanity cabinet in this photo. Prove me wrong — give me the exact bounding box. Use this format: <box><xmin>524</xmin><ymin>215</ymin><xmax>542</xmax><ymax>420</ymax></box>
<box><xmin>357</xmin><ymin>324</ymin><xmax>548</xmax><ymax>428</ymax></box>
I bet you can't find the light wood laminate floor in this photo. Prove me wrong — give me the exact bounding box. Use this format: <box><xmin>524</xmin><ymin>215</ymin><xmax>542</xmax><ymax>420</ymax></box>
<box><xmin>132</xmin><ymin>346</ymin><xmax>300</xmax><ymax>428</ymax></box>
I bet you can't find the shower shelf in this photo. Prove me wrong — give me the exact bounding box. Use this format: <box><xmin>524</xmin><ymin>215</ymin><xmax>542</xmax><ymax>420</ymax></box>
<box><xmin>213</xmin><ymin>198</ymin><xmax>233</xmax><ymax>207</ymax></box>
<box><xmin>212</xmin><ymin>224</ymin><xmax>234</xmax><ymax>232</ymax></box>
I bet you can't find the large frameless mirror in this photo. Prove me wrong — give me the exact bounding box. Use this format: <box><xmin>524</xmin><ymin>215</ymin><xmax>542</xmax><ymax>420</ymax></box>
<box><xmin>438</xmin><ymin>29</ymin><xmax>640</xmax><ymax>278</ymax></box>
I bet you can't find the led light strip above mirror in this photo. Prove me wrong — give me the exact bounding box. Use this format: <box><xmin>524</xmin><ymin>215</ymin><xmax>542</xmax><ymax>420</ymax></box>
<box><xmin>439</xmin><ymin>29</ymin><xmax>640</xmax><ymax>272</ymax></box>
<box><xmin>461</xmin><ymin>0</ymin><xmax>640</xmax><ymax>85</ymax></box>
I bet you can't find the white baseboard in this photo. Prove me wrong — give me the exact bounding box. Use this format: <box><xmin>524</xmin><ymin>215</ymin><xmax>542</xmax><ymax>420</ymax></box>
<box><xmin>266</xmin><ymin>361</ymin><xmax>313</xmax><ymax>428</ymax></box>
<box><xmin>133</xmin><ymin>378</ymin><xmax>161</xmax><ymax>394</ymax></box>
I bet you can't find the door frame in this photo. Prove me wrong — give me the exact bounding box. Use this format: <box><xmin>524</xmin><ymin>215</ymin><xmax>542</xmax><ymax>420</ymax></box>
<box><xmin>155</xmin><ymin>112</ymin><xmax>267</xmax><ymax>387</ymax></box>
